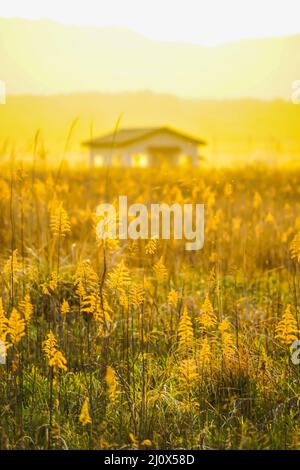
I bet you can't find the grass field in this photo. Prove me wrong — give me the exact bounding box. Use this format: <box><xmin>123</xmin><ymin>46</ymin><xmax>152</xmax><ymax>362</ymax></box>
<box><xmin>0</xmin><ymin>164</ymin><xmax>300</xmax><ymax>449</ymax></box>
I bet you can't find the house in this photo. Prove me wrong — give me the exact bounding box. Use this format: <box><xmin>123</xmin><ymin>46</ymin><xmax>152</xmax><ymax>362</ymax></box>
<box><xmin>82</xmin><ymin>126</ymin><xmax>206</xmax><ymax>168</ymax></box>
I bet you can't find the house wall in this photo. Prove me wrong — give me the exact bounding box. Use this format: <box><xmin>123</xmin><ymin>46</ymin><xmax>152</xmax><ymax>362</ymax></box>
<box><xmin>90</xmin><ymin>131</ymin><xmax>201</xmax><ymax>167</ymax></box>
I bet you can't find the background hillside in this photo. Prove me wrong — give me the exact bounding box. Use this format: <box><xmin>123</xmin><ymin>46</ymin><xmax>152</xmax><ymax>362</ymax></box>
<box><xmin>0</xmin><ymin>17</ymin><xmax>300</xmax><ymax>99</ymax></box>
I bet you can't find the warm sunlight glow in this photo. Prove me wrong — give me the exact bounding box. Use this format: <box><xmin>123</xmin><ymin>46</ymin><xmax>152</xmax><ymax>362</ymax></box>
<box><xmin>132</xmin><ymin>153</ymin><xmax>149</xmax><ymax>168</ymax></box>
<box><xmin>178</xmin><ymin>154</ymin><xmax>192</xmax><ymax>167</ymax></box>
<box><xmin>94</xmin><ymin>155</ymin><xmax>104</xmax><ymax>167</ymax></box>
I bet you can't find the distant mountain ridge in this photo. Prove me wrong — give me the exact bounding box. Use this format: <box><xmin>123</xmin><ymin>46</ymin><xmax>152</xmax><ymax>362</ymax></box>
<box><xmin>0</xmin><ymin>17</ymin><xmax>300</xmax><ymax>99</ymax></box>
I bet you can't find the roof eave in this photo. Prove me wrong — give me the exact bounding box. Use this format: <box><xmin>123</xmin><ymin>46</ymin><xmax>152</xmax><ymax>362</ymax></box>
<box><xmin>82</xmin><ymin>127</ymin><xmax>207</xmax><ymax>148</ymax></box>
<box><xmin>82</xmin><ymin>138</ymin><xmax>207</xmax><ymax>148</ymax></box>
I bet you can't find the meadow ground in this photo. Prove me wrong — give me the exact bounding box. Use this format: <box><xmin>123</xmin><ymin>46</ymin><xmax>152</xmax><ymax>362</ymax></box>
<box><xmin>0</xmin><ymin>164</ymin><xmax>300</xmax><ymax>449</ymax></box>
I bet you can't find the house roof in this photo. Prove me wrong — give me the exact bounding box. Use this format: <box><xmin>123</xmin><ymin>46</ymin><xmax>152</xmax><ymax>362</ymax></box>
<box><xmin>82</xmin><ymin>126</ymin><xmax>206</xmax><ymax>148</ymax></box>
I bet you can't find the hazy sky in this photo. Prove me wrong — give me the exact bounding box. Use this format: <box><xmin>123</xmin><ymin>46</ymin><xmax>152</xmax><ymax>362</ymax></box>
<box><xmin>1</xmin><ymin>0</ymin><xmax>300</xmax><ymax>46</ymax></box>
